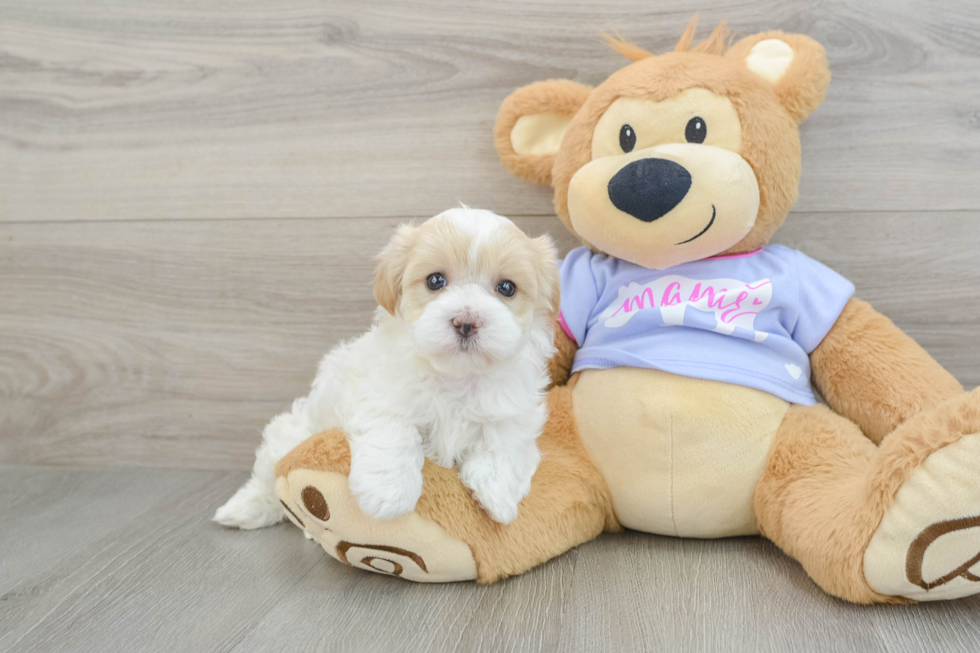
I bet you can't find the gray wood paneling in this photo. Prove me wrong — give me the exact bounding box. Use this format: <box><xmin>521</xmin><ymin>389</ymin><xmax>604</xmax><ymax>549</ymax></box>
<box><xmin>1</xmin><ymin>465</ymin><xmax>978</xmax><ymax>653</ymax></box>
<box><xmin>2</xmin><ymin>0</ymin><xmax>980</xmax><ymax>222</ymax></box>
<box><xmin>2</xmin><ymin>212</ymin><xmax>978</xmax><ymax>471</ymax></box>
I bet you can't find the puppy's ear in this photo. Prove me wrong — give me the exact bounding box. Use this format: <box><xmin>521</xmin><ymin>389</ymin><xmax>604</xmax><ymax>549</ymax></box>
<box><xmin>725</xmin><ymin>31</ymin><xmax>830</xmax><ymax>124</ymax></box>
<box><xmin>494</xmin><ymin>80</ymin><xmax>592</xmax><ymax>185</ymax></box>
<box><xmin>374</xmin><ymin>224</ymin><xmax>417</xmax><ymax>316</ymax></box>
<box><xmin>530</xmin><ymin>234</ymin><xmax>561</xmax><ymax>317</ymax></box>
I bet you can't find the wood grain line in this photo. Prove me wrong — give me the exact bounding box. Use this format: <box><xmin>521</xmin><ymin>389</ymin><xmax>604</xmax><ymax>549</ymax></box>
<box><xmin>3</xmin><ymin>0</ymin><xmax>980</xmax><ymax>222</ymax></box>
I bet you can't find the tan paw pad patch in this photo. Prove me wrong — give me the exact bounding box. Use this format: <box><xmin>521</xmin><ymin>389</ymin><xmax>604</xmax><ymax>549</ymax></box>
<box><xmin>865</xmin><ymin>434</ymin><xmax>980</xmax><ymax>601</ymax></box>
<box><xmin>336</xmin><ymin>542</ymin><xmax>428</xmax><ymax>578</ymax></box>
<box><xmin>906</xmin><ymin>516</ymin><xmax>980</xmax><ymax>591</ymax></box>
<box><xmin>275</xmin><ymin>469</ymin><xmax>477</xmax><ymax>583</ymax></box>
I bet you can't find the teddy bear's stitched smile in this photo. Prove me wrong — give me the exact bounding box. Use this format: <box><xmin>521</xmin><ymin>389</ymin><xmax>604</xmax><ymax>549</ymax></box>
<box><xmin>676</xmin><ymin>204</ymin><xmax>717</xmax><ymax>245</ymax></box>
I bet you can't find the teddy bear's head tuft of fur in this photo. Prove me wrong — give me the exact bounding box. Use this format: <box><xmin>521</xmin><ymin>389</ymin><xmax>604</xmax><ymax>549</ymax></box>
<box><xmin>494</xmin><ymin>18</ymin><xmax>830</xmax><ymax>270</ymax></box>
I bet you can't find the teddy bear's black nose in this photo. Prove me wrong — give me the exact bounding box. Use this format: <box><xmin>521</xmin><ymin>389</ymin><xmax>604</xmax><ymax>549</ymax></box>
<box><xmin>607</xmin><ymin>158</ymin><xmax>692</xmax><ymax>223</ymax></box>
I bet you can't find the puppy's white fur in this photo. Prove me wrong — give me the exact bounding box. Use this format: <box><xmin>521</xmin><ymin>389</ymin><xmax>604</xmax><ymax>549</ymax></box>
<box><xmin>214</xmin><ymin>207</ymin><xmax>559</xmax><ymax>528</ymax></box>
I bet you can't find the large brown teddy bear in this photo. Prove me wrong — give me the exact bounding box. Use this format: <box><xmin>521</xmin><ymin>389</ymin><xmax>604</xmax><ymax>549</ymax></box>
<box><xmin>274</xmin><ymin>20</ymin><xmax>980</xmax><ymax>603</ymax></box>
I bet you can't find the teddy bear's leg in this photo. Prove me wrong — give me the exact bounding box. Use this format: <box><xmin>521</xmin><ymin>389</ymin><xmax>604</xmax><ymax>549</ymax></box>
<box><xmin>275</xmin><ymin>384</ymin><xmax>618</xmax><ymax>583</ymax></box>
<box><xmin>756</xmin><ymin>388</ymin><xmax>980</xmax><ymax>603</ymax></box>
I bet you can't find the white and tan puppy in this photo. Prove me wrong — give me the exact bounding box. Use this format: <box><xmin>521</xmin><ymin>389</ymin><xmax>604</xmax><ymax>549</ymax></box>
<box><xmin>214</xmin><ymin>207</ymin><xmax>560</xmax><ymax>528</ymax></box>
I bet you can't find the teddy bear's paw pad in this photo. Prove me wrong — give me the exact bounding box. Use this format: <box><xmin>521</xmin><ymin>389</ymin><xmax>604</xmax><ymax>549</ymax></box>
<box><xmin>864</xmin><ymin>433</ymin><xmax>980</xmax><ymax>601</ymax></box>
<box><xmin>275</xmin><ymin>468</ymin><xmax>477</xmax><ymax>583</ymax></box>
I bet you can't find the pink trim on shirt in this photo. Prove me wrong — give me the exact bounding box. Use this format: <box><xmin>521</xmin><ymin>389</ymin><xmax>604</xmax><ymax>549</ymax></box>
<box><xmin>707</xmin><ymin>247</ymin><xmax>766</xmax><ymax>261</ymax></box>
<box><xmin>557</xmin><ymin>312</ymin><xmax>576</xmax><ymax>344</ymax></box>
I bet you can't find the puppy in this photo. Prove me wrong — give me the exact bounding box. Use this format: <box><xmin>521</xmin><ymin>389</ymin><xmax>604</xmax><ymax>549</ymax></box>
<box><xmin>214</xmin><ymin>206</ymin><xmax>560</xmax><ymax>528</ymax></box>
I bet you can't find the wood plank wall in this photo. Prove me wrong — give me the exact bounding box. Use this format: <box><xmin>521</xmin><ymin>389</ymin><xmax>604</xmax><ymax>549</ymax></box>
<box><xmin>2</xmin><ymin>0</ymin><xmax>979</xmax><ymax>470</ymax></box>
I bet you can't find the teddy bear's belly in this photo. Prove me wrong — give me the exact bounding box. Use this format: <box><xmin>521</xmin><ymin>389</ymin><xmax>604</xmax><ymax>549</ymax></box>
<box><xmin>572</xmin><ymin>367</ymin><xmax>790</xmax><ymax>538</ymax></box>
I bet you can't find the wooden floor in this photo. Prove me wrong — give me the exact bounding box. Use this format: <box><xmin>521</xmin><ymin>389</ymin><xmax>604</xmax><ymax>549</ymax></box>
<box><xmin>2</xmin><ymin>0</ymin><xmax>979</xmax><ymax>651</ymax></box>
<box><xmin>3</xmin><ymin>465</ymin><xmax>979</xmax><ymax>653</ymax></box>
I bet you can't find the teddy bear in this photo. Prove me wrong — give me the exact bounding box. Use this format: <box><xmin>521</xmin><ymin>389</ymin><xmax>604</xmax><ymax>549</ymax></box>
<box><xmin>273</xmin><ymin>19</ymin><xmax>980</xmax><ymax>603</ymax></box>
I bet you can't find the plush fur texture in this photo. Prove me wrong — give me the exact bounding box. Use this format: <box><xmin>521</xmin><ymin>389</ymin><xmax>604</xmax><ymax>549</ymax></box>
<box><xmin>724</xmin><ymin>31</ymin><xmax>831</xmax><ymax>125</ymax></box>
<box><xmin>811</xmin><ymin>298</ymin><xmax>964</xmax><ymax>444</ymax></box>
<box><xmin>754</xmin><ymin>403</ymin><xmax>889</xmax><ymax>604</ymax></box>
<box><xmin>868</xmin><ymin>388</ymin><xmax>980</xmax><ymax>528</ymax></box>
<box><xmin>546</xmin><ymin>328</ymin><xmax>578</xmax><ymax>389</ymax></box>
<box><xmin>494</xmin><ymin>79</ymin><xmax>592</xmax><ymax>185</ymax></box>
<box><xmin>216</xmin><ymin>207</ymin><xmax>559</xmax><ymax>528</ymax></box>
<box><xmin>603</xmin><ymin>15</ymin><xmax>731</xmax><ymax>62</ymax></box>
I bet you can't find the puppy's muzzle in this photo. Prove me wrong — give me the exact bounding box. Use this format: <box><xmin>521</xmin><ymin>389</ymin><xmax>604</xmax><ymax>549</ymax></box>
<box><xmin>452</xmin><ymin>312</ymin><xmax>482</xmax><ymax>339</ymax></box>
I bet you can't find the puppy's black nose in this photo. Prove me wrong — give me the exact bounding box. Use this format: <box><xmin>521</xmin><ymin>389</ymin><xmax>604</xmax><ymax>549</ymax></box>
<box><xmin>608</xmin><ymin>158</ymin><xmax>692</xmax><ymax>222</ymax></box>
<box><xmin>453</xmin><ymin>319</ymin><xmax>478</xmax><ymax>338</ymax></box>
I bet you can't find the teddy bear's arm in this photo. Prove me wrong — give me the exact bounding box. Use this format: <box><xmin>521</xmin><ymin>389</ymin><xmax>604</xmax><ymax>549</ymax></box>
<box><xmin>546</xmin><ymin>326</ymin><xmax>578</xmax><ymax>389</ymax></box>
<box><xmin>809</xmin><ymin>298</ymin><xmax>963</xmax><ymax>444</ymax></box>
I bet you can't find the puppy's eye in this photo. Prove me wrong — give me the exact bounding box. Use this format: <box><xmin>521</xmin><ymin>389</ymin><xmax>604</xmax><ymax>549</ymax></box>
<box><xmin>685</xmin><ymin>116</ymin><xmax>707</xmax><ymax>144</ymax></box>
<box><xmin>426</xmin><ymin>273</ymin><xmax>447</xmax><ymax>291</ymax></box>
<box><xmin>496</xmin><ymin>280</ymin><xmax>517</xmax><ymax>297</ymax></box>
<box><xmin>619</xmin><ymin>124</ymin><xmax>636</xmax><ymax>153</ymax></box>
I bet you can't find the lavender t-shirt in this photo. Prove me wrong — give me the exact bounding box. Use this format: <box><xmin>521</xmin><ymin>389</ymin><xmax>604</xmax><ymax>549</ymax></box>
<box><xmin>559</xmin><ymin>244</ymin><xmax>855</xmax><ymax>405</ymax></box>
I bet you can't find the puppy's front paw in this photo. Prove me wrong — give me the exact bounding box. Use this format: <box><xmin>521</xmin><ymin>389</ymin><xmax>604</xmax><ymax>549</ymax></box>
<box><xmin>458</xmin><ymin>459</ymin><xmax>527</xmax><ymax>525</ymax></box>
<box><xmin>475</xmin><ymin>490</ymin><xmax>520</xmax><ymax>525</ymax></box>
<box><xmin>348</xmin><ymin>463</ymin><xmax>423</xmax><ymax>521</ymax></box>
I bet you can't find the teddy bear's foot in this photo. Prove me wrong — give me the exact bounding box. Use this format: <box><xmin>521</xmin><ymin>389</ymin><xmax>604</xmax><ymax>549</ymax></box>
<box><xmin>276</xmin><ymin>448</ymin><xmax>477</xmax><ymax>582</ymax></box>
<box><xmin>274</xmin><ymin>387</ymin><xmax>618</xmax><ymax>583</ymax></box>
<box><xmin>758</xmin><ymin>389</ymin><xmax>980</xmax><ymax>603</ymax></box>
<box><xmin>864</xmin><ymin>400</ymin><xmax>980</xmax><ymax>601</ymax></box>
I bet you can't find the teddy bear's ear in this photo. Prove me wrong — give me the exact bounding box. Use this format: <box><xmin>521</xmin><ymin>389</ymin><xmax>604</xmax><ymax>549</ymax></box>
<box><xmin>725</xmin><ymin>31</ymin><xmax>831</xmax><ymax>124</ymax></box>
<box><xmin>494</xmin><ymin>79</ymin><xmax>592</xmax><ymax>185</ymax></box>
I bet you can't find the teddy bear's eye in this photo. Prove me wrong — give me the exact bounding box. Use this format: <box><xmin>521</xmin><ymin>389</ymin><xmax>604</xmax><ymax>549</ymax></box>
<box><xmin>685</xmin><ymin>116</ymin><xmax>707</xmax><ymax>144</ymax></box>
<box><xmin>619</xmin><ymin>124</ymin><xmax>636</xmax><ymax>153</ymax></box>
<box><xmin>426</xmin><ymin>273</ymin><xmax>447</xmax><ymax>291</ymax></box>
